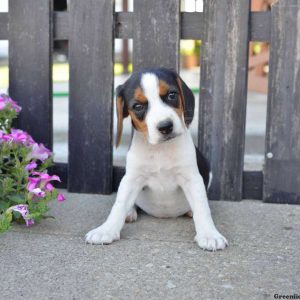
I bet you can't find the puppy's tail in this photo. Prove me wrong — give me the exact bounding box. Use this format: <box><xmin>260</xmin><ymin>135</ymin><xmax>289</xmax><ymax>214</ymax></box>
<box><xmin>208</xmin><ymin>172</ymin><xmax>213</xmax><ymax>190</ymax></box>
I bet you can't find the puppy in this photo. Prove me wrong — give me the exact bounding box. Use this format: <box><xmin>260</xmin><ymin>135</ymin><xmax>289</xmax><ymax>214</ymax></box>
<box><xmin>86</xmin><ymin>68</ymin><xmax>228</xmax><ymax>251</ymax></box>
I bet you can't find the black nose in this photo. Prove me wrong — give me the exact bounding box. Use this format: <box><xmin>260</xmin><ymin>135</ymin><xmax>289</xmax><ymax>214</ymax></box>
<box><xmin>157</xmin><ymin>120</ymin><xmax>173</xmax><ymax>135</ymax></box>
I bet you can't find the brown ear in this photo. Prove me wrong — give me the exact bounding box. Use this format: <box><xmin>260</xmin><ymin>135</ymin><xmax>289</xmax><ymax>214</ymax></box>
<box><xmin>116</xmin><ymin>85</ymin><xmax>128</xmax><ymax>147</ymax></box>
<box><xmin>176</xmin><ymin>76</ymin><xmax>195</xmax><ymax>126</ymax></box>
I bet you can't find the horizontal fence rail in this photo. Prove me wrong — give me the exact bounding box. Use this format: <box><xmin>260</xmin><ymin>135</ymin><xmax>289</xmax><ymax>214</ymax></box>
<box><xmin>1</xmin><ymin>0</ymin><xmax>299</xmax><ymax>204</ymax></box>
<box><xmin>0</xmin><ymin>11</ymin><xmax>271</xmax><ymax>41</ymax></box>
<box><xmin>51</xmin><ymin>164</ymin><xmax>264</xmax><ymax>200</ymax></box>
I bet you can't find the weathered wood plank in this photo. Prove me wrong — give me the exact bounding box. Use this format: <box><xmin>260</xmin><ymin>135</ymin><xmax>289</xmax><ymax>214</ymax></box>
<box><xmin>53</xmin><ymin>163</ymin><xmax>264</xmax><ymax>200</ymax></box>
<box><xmin>250</xmin><ymin>11</ymin><xmax>271</xmax><ymax>42</ymax></box>
<box><xmin>242</xmin><ymin>171</ymin><xmax>263</xmax><ymax>200</ymax></box>
<box><xmin>133</xmin><ymin>0</ymin><xmax>180</xmax><ymax>70</ymax></box>
<box><xmin>0</xmin><ymin>13</ymin><xmax>8</xmax><ymax>39</ymax></box>
<box><xmin>181</xmin><ymin>12</ymin><xmax>204</xmax><ymax>40</ymax></box>
<box><xmin>68</xmin><ymin>0</ymin><xmax>114</xmax><ymax>194</ymax></box>
<box><xmin>198</xmin><ymin>0</ymin><xmax>250</xmax><ymax>200</ymax></box>
<box><xmin>264</xmin><ymin>1</ymin><xmax>300</xmax><ymax>204</ymax></box>
<box><xmin>9</xmin><ymin>0</ymin><xmax>53</xmax><ymax>148</ymax></box>
<box><xmin>114</xmin><ymin>12</ymin><xmax>133</xmax><ymax>40</ymax></box>
<box><xmin>53</xmin><ymin>11</ymin><xmax>270</xmax><ymax>41</ymax></box>
<box><xmin>53</xmin><ymin>11</ymin><xmax>69</xmax><ymax>40</ymax></box>
<box><xmin>51</xmin><ymin>163</ymin><xmax>68</xmax><ymax>189</ymax></box>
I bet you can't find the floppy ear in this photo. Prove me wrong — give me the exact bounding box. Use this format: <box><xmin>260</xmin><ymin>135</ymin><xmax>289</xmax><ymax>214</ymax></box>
<box><xmin>116</xmin><ymin>84</ymin><xmax>129</xmax><ymax>147</ymax></box>
<box><xmin>176</xmin><ymin>76</ymin><xmax>195</xmax><ymax>126</ymax></box>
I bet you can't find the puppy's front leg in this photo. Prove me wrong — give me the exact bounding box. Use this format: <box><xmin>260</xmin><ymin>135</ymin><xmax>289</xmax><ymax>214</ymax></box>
<box><xmin>85</xmin><ymin>173</ymin><xmax>143</xmax><ymax>245</ymax></box>
<box><xmin>178</xmin><ymin>171</ymin><xmax>228</xmax><ymax>251</ymax></box>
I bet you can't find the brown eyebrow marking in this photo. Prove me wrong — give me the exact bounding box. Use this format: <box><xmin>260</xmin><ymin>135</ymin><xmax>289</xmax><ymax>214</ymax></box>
<box><xmin>129</xmin><ymin>110</ymin><xmax>148</xmax><ymax>137</ymax></box>
<box><xmin>159</xmin><ymin>80</ymin><xmax>170</xmax><ymax>96</ymax></box>
<box><xmin>134</xmin><ymin>87</ymin><xmax>148</xmax><ymax>103</ymax></box>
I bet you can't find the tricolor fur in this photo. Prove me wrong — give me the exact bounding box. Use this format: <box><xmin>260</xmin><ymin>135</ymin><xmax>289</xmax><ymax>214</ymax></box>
<box><xmin>86</xmin><ymin>68</ymin><xmax>228</xmax><ymax>251</ymax></box>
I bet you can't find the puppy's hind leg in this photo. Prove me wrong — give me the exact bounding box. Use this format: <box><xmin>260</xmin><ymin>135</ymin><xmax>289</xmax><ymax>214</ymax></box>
<box><xmin>125</xmin><ymin>205</ymin><xmax>138</xmax><ymax>223</ymax></box>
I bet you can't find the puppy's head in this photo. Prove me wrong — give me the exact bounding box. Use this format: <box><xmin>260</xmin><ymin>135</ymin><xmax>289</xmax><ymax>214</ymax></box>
<box><xmin>116</xmin><ymin>68</ymin><xmax>195</xmax><ymax>146</ymax></box>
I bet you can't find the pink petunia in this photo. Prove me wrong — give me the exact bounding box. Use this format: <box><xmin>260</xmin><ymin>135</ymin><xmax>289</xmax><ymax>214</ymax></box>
<box><xmin>25</xmin><ymin>161</ymin><xmax>37</xmax><ymax>171</ymax></box>
<box><xmin>28</xmin><ymin>143</ymin><xmax>52</xmax><ymax>162</ymax></box>
<box><xmin>3</xmin><ymin>129</ymin><xmax>35</xmax><ymax>146</ymax></box>
<box><xmin>45</xmin><ymin>183</ymin><xmax>54</xmax><ymax>192</ymax></box>
<box><xmin>57</xmin><ymin>193</ymin><xmax>66</xmax><ymax>202</ymax></box>
<box><xmin>27</xmin><ymin>172</ymin><xmax>61</xmax><ymax>198</ymax></box>
<box><xmin>31</xmin><ymin>188</ymin><xmax>46</xmax><ymax>198</ymax></box>
<box><xmin>10</xmin><ymin>204</ymin><xmax>35</xmax><ymax>227</ymax></box>
<box><xmin>0</xmin><ymin>94</ymin><xmax>22</xmax><ymax>112</ymax></box>
<box><xmin>26</xmin><ymin>219</ymin><xmax>35</xmax><ymax>226</ymax></box>
<box><xmin>40</xmin><ymin>173</ymin><xmax>61</xmax><ymax>182</ymax></box>
<box><xmin>0</xmin><ymin>101</ymin><xmax>5</xmax><ymax>110</ymax></box>
<box><xmin>27</xmin><ymin>177</ymin><xmax>40</xmax><ymax>192</ymax></box>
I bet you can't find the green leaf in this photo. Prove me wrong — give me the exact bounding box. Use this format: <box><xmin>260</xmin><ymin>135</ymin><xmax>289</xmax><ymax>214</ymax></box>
<box><xmin>7</xmin><ymin>194</ymin><xmax>26</xmax><ymax>204</ymax></box>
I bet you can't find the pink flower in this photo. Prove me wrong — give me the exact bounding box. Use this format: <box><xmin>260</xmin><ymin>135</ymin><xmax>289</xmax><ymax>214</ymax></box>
<box><xmin>40</xmin><ymin>173</ymin><xmax>61</xmax><ymax>182</ymax></box>
<box><xmin>57</xmin><ymin>193</ymin><xmax>66</xmax><ymax>202</ymax></box>
<box><xmin>28</xmin><ymin>177</ymin><xmax>40</xmax><ymax>192</ymax></box>
<box><xmin>45</xmin><ymin>183</ymin><xmax>54</xmax><ymax>192</ymax></box>
<box><xmin>31</xmin><ymin>188</ymin><xmax>46</xmax><ymax>198</ymax></box>
<box><xmin>27</xmin><ymin>172</ymin><xmax>61</xmax><ymax>198</ymax></box>
<box><xmin>0</xmin><ymin>94</ymin><xmax>22</xmax><ymax>112</ymax></box>
<box><xmin>31</xmin><ymin>172</ymin><xmax>61</xmax><ymax>183</ymax></box>
<box><xmin>26</xmin><ymin>219</ymin><xmax>35</xmax><ymax>226</ymax></box>
<box><xmin>28</xmin><ymin>143</ymin><xmax>52</xmax><ymax>162</ymax></box>
<box><xmin>10</xmin><ymin>204</ymin><xmax>35</xmax><ymax>227</ymax></box>
<box><xmin>0</xmin><ymin>101</ymin><xmax>5</xmax><ymax>110</ymax></box>
<box><xmin>3</xmin><ymin>129</ymin><xmax>35</xmax><ymax>146</ymax></box>
<box><xmin>25</xmin><ymin>161</ymin><xmax>37</xmax><ymax>171</ymax></box>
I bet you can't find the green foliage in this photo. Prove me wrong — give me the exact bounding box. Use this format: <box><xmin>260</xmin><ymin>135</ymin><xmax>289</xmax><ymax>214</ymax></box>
<box><xmin>0</xmin><ymin>95</ymin><xmax>64</xmax><ymax>233</ymax></box>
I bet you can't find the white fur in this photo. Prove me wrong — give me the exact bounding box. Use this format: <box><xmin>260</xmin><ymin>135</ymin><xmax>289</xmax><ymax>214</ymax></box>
<box><xmin>85</xmin><ymin>73</ymin><xmax>228</xmax><ymax>251</ymax></box>
<box><xmin>141</xmin><ymin>73</ymin><xmax>184</xmax><ymax>145</ymax></box>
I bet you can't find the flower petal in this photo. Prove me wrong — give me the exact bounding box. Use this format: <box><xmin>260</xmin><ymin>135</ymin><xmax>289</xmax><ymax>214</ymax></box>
<box><xmin>25</xmin><ymin>161</ymin><xmax>37</xmax><ymax>171</ymax></box>
<box><xmin>45</xmin><ymin>183</ymin><xmax>54</xmax><ymax>192</ymax></box>
<box><xmin>57</xmin><ymin>193</ymin><xmax>66</xmax><ymax>202</ymax></box>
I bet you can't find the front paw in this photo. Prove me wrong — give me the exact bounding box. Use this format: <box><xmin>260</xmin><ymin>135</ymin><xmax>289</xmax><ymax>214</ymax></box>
<box><xmin>85</xmin><ymin>226</ymin><xmax>120</xmax><ymax>245</ymax></box>
<box><xmin>195</xmin><ymin>231</ymin><xmax>228</xmax><ymax>251</ymax></box>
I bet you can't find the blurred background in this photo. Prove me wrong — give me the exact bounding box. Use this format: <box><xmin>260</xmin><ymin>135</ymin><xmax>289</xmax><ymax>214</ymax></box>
<box><xmin>0</xmin><ymin>0</ymin><xmax>276</xmax><ymax>170</ymax></box>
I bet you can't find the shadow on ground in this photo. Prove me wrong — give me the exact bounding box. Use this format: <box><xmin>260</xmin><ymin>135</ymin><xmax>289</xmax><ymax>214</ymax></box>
<box><xmin>1</xmin><ymin>190</ymin><xmax>299</xmax><ymax>299</ymax></box>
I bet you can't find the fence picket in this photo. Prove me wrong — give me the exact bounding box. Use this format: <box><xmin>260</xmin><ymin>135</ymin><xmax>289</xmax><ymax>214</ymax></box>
<box><xmin>198</xmin><ymin>0</ymin><xmax>250</xmax><ymax>200</ymax></box>
<box><xmin>9</xmin><ymin>0</ymin><xmax>53</xmax><ymax>148</ymax></box>
<box><xmin>68</xmin><ymin>0</ymin><xmax>114</xmax><ymax>194</ymax></box>
<box><xmin>133</xmin><ymin>0</ymin><xmax>180</xmax><ymax>71</ymax></box>
<box><xmin>264</xmin><ymin>1</ymin><xmax>300</xmax><ymax>204</ymax></box>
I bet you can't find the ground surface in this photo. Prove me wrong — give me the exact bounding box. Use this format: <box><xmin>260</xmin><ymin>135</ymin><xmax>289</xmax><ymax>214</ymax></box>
<box><xmin>0</xmin><ymin>190</ymin><xmax>299</xmax><ymax>300</ymax></box>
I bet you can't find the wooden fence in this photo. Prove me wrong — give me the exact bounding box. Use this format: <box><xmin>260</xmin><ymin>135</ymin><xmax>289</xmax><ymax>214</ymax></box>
<box><xmin>0</xmin><ymin>0</ymin><xmax>299</xmax><ymax>203</ymax></box>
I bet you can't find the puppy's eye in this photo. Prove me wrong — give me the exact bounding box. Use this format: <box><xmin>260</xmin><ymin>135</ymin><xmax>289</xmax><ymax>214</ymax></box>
<box><xmin>167</xmin><ymin>91</ymin><xmax>177</xmax><ymax>101</ymax></box>
<box><xmin>133</xmin><ymin>103</ymin><xmax>145</xmax><ymax>112</ymax></box>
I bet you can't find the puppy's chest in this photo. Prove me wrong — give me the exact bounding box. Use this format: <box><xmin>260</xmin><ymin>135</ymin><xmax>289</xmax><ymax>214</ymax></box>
<box><xmin>145</xmin><ymin>168</ymin><xmax>179</xmax><ymax>192</ymax></box>
<box><xmin>140</xmin><ymin>153</ymin><xmax>181</xmax><ymax>191</ymax></box>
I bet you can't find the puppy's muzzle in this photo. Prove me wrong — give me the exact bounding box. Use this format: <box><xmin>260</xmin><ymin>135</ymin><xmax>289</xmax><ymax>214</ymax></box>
<box><xmin>157</xmin><ymin>119</ymin><xmax>173</xmax><ymax>135</ymax></box>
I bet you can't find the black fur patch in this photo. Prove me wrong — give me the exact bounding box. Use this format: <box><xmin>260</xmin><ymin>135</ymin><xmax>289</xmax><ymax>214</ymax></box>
<box><xmin>195</xmin><ymin>146</ymin><xmax>210</xmax><ymax>190</ymax></box>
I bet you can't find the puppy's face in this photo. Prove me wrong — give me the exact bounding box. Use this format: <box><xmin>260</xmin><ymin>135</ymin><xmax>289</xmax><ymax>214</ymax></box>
<box><xmin>116</xmin><ymin>68</ymin><xmax>195</xmax><ymax>146</ymax></box>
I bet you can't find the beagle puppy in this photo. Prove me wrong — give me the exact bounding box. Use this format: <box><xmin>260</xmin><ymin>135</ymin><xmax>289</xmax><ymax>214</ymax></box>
<box><xmin>86</xmin><ymin>68</ymin><xmax>228</xmax><ymax>251</ymax></box>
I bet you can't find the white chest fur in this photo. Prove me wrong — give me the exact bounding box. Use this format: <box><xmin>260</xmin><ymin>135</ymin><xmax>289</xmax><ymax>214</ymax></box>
<box><xmin>126</xmin><ymin>129</ymin><xmax>197</xmax><ymax>217</ymax></box>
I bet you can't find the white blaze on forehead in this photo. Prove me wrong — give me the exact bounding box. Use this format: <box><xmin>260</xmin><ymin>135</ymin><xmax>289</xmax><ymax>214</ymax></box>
<box><xmin>140</xmin><ymin>73</ymin><xmax>160</xmax><ymax>104</ymax></box>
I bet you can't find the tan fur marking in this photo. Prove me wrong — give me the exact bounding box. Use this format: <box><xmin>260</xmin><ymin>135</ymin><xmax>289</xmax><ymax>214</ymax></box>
<box><xmin>176</xmin><ymin>78</ymin><xmax>185</xmax><ymax>120</ymax></box>
<box><xmin>159</xmin><ymin>80</ymin><xmax>170</xmax><ymax>96</ymax></box>
<box><xmin>116</xmin><ymin>96</ymin><xmax>124</xmax><ymax>147</ymax></box>
<box><xmin>134</xmin><ymin>87</ymin><xmax>148</xmax><ymax>103</ymax></box>
<box><xmin>129</xmin><ymin>110</ymin><xmax>148</xmax><ymax>138</ymax></box>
